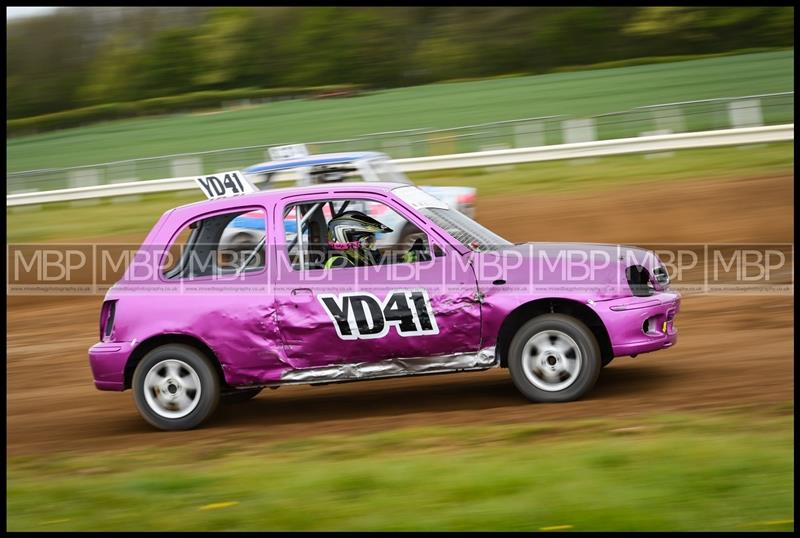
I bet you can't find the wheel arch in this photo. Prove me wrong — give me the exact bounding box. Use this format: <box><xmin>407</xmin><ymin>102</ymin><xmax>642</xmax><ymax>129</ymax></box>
<box><xmin>495</xmin><ymin>298</ymin><xmax>613</xmax><ymax>368</ymax></box>
<box><xmin>124</xmin><ymin>333</ymin><xmax>226</xmax><ymax>390</ymax></box>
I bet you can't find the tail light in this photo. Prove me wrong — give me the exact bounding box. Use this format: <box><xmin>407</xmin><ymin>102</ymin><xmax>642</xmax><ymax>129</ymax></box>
<box><xmin>100</xmin><ymin>300</ymin><xmax>117</xmax><ymax>340</ymax></box>
<box><xmin>369</xmin><ymin>203</ymin><xmax>389</xmax><ymax>216</ymax></box>
<box><xmin>457</xmin><ymin>192</ymin><xmax>476</xmax><ymax>205</ymax></box>
<box><xmin>457</xmin><ymin>192</ymin><xmax>477</xmax><ymax>218</ymax></box>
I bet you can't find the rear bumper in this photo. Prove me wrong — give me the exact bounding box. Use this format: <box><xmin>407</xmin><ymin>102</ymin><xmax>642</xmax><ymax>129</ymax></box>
<box><xmin>599</xmin><ymin>292</ymin><xmax>680</xmax><ymax>357</ymax></box>
<box><xmin>88</xmin><ymin>341</ymin><xmax>133</xmax><ymax>391</ymax></box>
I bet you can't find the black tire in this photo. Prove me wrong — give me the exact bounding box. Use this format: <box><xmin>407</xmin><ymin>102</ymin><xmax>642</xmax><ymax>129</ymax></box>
<box><xmin>132</xmin><ymin>344</ymin><xmax>220</xmax><ymax>431</ymax></box>
<box><xmin>221</xmin><ymin>387</ymin><xmax>263</xmax><ymax>404</ymax></box>
<box><xmin>602</xmin><ymin>356</ymin><xmax>614</xmax><ymax>367</ymax></box>
<box><xmin>508</xmin><ymin>314</ymin><xmax>601</xmax><ymax>403</ymax></box>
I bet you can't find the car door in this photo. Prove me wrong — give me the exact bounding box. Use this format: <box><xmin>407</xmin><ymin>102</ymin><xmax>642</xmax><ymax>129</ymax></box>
<box><xmin>273</xmin><ymin>193</ymin><xmax>481</xmax><ymax>370</ymax></box>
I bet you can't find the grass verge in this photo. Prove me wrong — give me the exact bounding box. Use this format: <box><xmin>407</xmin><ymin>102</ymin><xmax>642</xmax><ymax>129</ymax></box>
<box><xmin>7</xmin><ymin>142</ymin><xmax>794</xmax><ymax>244</ymax></box>
<box><xmin>6</xmin><ymin>405</ymin><xmax>794</xmax><ymax>531</ymax></box>
<box><xmin>412</xmin><ymin>141</ymin><xmax>794</xmax><ymax>197</ymax></box>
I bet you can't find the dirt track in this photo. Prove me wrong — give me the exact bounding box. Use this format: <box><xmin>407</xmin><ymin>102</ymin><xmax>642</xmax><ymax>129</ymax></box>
<box><xmin>7</xmin><ymin>174</ymin><xmax>794</xmax><ymax>456</ymax></box>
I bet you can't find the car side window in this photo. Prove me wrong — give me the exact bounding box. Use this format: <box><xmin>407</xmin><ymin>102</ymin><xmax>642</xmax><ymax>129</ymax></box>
<box><xmin>162</xmin><ymin>208</ymin><xmax>267</xmax><ymax>279</ymax></box>
<box><xmin>283</xmin><ymin>198</ymin><xmax>434</xmax><ymax>271</ymax></box>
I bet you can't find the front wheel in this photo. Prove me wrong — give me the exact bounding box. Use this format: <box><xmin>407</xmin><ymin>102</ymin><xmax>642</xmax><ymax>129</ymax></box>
<box><xmin>132</xmin><ymin>344</ymin><xmax>220</xmax><ymax>431</ymax></box>
<box><xmin>508</xmin><ymin>314</ymin><xmax>601</xmax><ymax>403</ymax></box>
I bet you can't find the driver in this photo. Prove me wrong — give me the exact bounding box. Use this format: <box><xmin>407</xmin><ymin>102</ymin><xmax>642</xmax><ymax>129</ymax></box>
<box><xmin>309</xmin><ymin>165</ymin><xmax>351</xmax><ymax>185</ymax></box>
<box><xmin>325</xmin><ymin>211</ymin><xmax>392</xmax><ymax>269</ymax></box>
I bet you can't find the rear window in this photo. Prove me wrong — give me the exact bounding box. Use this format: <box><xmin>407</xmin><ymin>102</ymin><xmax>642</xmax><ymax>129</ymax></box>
<box><xmin>162</xmin><ymin>208</ymin><xmax>267</xmax><ymax>279</ymax></box>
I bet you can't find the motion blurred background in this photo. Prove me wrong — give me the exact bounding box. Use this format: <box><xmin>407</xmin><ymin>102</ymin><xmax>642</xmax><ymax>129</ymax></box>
<box><xmin>6</xmin><ymin>6</ymin><xmax>794</xmax><ymax>531</ymax></box>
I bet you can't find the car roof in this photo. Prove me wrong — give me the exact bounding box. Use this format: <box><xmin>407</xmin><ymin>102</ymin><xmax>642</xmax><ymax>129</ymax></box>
<box><xmin>244</xmin><ymin>152</ymin><xmax>386</xmax><ymax>174</ymax></box>
<box><xmin>170</xmin><ymin>181</ymin><xmax>410</xmax><ymax>214</ymax></box>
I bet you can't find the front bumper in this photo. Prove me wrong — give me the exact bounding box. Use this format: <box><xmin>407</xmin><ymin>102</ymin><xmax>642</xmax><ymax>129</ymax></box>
<box><xmin>599</xmin><ymin>291</ymin><xmax>680</xmax><ymax>357</ymax></box>
<box><xmin>88</xmin><ymin>341</ymin><xmax>134</xmax><ymax>391</ymax></box>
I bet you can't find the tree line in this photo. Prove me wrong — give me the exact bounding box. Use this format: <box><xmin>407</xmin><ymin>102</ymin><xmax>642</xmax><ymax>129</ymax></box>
<box><xmin>6</xmin><ymin>7</ymin><xmax>794</xmax><ymax>120</ymax></box>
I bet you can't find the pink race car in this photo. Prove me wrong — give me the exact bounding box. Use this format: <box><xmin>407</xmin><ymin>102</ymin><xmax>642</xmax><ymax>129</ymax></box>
<box><xmin>89</xmin><ymin>181</ymin><xmax>679</xmax><ymax>430</ymax></box>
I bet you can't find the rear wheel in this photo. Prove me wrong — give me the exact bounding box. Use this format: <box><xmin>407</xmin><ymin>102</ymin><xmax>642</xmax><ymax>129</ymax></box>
<box><xmin>133</xmin><ymin>344</ymin><xmax>220</xmax><ymax>431</ymax></box>
<box><xmin>508</xmin><ymin>314</ymin><xmax>601</xmax><ymax>403</ymax></box>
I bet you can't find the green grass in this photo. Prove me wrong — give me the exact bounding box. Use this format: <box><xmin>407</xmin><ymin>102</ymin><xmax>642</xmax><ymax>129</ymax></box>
<box><xmin>6</xmin><ymin>406</ymin><xmax>794</xmax><ymax>531</ymax></box>
<box><xmin>7</xmin><ymin>142</ymin><xmax>793</xmax><ymax>244</ymax></box>
<box><xmin>6</xmin><ymin>50</ymin><xmax>794</xmax><ymax>173</ymax></box>
<box><xmin>413</xmin><ymin>141</ymin><xmax>794</xmax><ymax>197</ymax></box>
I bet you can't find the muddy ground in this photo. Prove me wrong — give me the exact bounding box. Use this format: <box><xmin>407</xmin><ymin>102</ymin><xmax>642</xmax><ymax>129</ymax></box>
<box><xmin>7</xmin><ymin>173</ymin><xmax>794</xmax><ymax>456</ymax></box>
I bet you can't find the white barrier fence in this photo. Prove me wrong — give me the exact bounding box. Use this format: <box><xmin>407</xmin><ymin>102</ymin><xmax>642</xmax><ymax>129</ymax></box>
<box><xmin>6</xmin><ymin>124</ymin><xmax>794</xmax><ymax>207</ymax></box>
<box><xmin>395</xmin><ymin>124</ymin><xmax>794</xmax><ymax>172</ymax></box>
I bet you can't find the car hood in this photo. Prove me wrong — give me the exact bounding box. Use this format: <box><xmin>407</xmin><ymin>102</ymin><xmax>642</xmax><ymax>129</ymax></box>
<box><xmin>472</xmin><ymin>241</ymin><xmax>666</xmax><ymax>300</ymax></box>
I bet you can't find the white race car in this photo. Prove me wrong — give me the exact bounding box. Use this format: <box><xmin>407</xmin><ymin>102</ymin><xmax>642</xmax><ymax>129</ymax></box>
<box><xmin>221</xmin><ymin>147</ymin><xmax>476</xmax><ymax>251</ymax></box>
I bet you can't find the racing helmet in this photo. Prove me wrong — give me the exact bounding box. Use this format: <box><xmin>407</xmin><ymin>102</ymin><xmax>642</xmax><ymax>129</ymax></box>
<box><xmin>327</xmin><ymin>211</ymin><xmax>392</xmax><ymax>253</ymax></box>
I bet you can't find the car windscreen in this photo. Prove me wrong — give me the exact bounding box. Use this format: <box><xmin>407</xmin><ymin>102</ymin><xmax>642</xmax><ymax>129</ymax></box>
<box><xmin>420</xmin><ymin>207</ymin><xmax>511</xmax><ymax>251</ymax></box>
<box><xmin>393</xmin><ymin>185</ymin><xmax>511</xmax><ymax>251</ymax></box>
